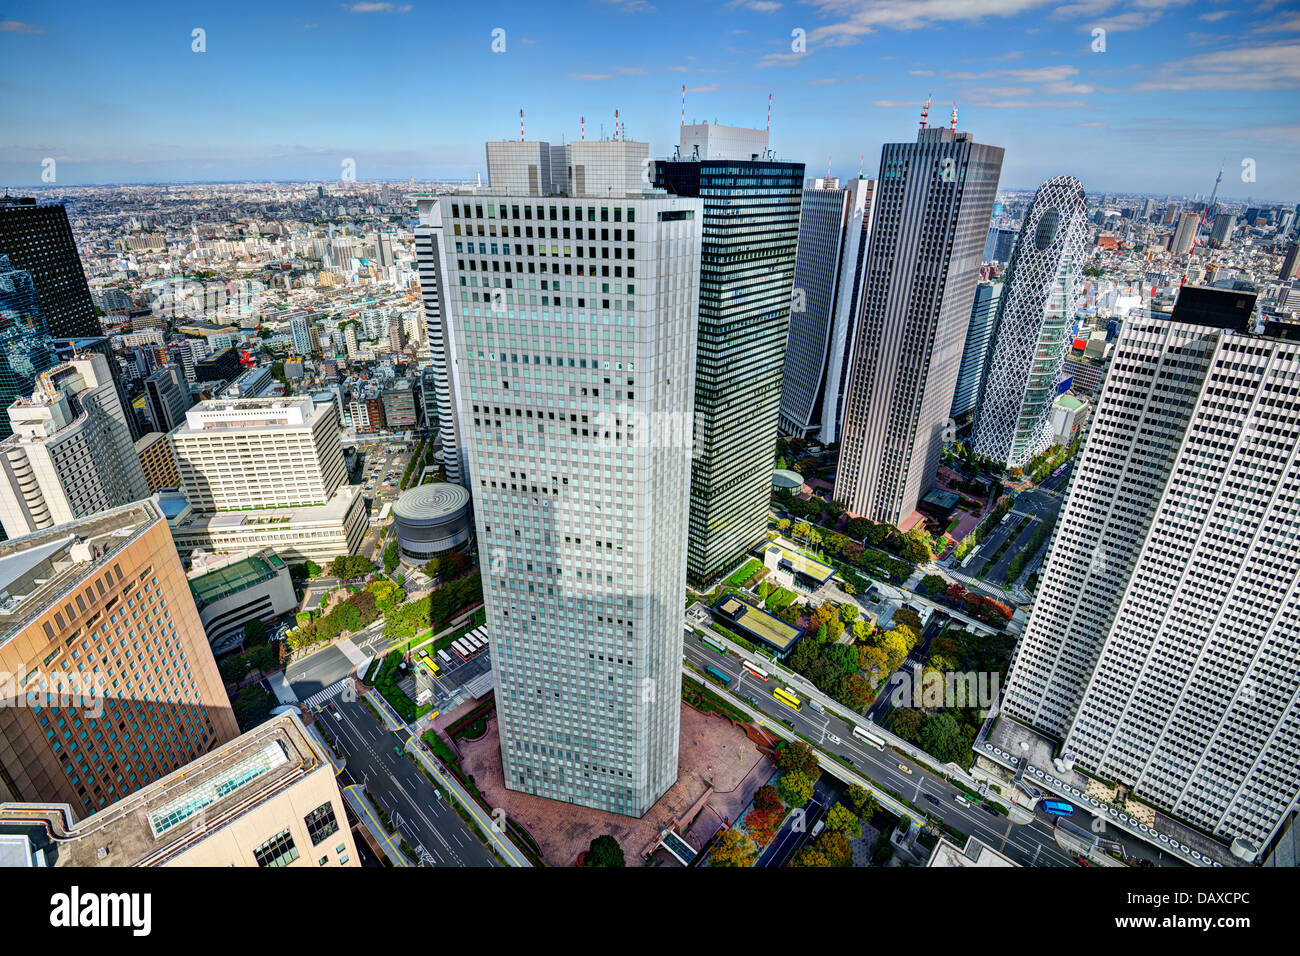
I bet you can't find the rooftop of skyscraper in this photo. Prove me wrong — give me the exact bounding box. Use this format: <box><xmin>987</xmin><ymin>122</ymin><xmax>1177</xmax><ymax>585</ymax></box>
<box><xmin>0</xmin><ymin>499</ymin><xmax>160</xmax><ymax>646</ymax></box>
<box><xmin>0</xmin><ymin>713</ymin><xmax>328</xmax><ymax>867</ymax></box>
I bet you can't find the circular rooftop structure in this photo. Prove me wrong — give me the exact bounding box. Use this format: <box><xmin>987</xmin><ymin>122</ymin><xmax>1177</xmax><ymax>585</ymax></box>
<box><xmin>772</xmin><ymin>468</ymin><xmax>805</xmax><ymax>490</ymax></box>
<box><xmin>393</xmin><ymin>483</ymin><xmax>472</xmax><ymax>562</ymax></box>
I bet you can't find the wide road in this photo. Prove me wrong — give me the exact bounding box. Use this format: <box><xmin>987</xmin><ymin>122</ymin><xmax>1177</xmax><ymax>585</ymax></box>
<box><xmin>325</xmin><ymin>692</ymin><xmax>499</xmax><ymax>867</ymax></box>
<box><xmin>684</xmin><ymin>633</ymin><xmax>1081</xmax><ymax>867</ymax></box>
<box><xmin>285</xmin><ymin>621</ymin><xmax>391</xmax><ymax>701</ymax></box>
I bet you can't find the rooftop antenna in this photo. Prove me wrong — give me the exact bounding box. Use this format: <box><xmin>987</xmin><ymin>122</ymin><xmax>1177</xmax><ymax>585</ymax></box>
<box><xmin>859</xmin><ymin>155</ymin><xmax>864</xmax><ymax>178</ymax></box>
<box><xmin>520</xmin><ymin>108</ymin><xmax>525</xmax><ymax>143</ymax></box>
<box><xmin>581</xmin><ymin>115</ymin><xmax>585</xmax><ymax>141</ymax></box>
<box><xmin>614</xmin><ymin>109</ymin><xmax>620</xmax><ymax>141</ymax></box>
<box><xmin>826</xmin><ymin>155</ymin><xmax>831</xmax><ymax>180</ymax></box>
<box><xmin>766</xmin><ymin>91</ymin><xmax>772</xmax><ymax>133</ymax></box>
<box><xmin>950</xmin><ymin>101</ymin><xmax>958</xmax><ymax>131</ymax></box>
<box><xmin>920</xmin><ymin>93</ymin><xmax>932</xmax><ymax>130</ymax></box>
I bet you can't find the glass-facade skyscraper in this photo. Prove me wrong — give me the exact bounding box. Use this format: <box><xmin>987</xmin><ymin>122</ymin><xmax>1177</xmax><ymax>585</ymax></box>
<box><xmin>950</xmin><ymin>280</ymin><xmax>1002</xmax><ymax>427</ymax></box>
<box><xmin>0</xmin><ymin>197</ymin><xmax>101</xmax><ymax>339</ymax></box>
<box><xmin>0</xmin><ymin>254</ymin><xmax>59</xmax><ymax>443</ymax></box>
<box><xmin>656</xmin><ymin>124</ymin><xmax>803</xmax><ymax>584</ymax></box>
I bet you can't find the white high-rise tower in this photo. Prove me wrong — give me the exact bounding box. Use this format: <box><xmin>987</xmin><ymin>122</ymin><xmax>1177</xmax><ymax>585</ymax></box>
<box><xmin>1002</xmin><ymin>287</ymin><xmax>1300</xmax><ymax>851</ymax></box>
<box><xmin>972</xmin><ymin>175</ymin><xmax>1086</xmax><ymax>469</ymax></box>
<box><xmin>443</xmin><ymin>138</ymin><xmax>702</xmax><ymax>816</ymax></box>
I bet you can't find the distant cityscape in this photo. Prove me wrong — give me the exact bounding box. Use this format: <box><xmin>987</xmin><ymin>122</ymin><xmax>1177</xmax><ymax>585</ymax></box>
<box><xmin>0</xmin><ymin>90</ymin><xmax>1297</xmax><ymax>880</ymax></box>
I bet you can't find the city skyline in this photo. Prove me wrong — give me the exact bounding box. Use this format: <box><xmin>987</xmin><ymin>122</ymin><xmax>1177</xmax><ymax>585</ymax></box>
<box><xmin>1</xmin><ymin>0</ymin><xmax>1298</xmax><ymax>197</ymax></box>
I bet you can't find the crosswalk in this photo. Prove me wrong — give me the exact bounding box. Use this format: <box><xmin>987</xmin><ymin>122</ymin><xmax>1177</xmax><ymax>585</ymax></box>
<box><xmin>301</xmin><ymin>679</ymin><xmax>351</xmax><ymax>710</ymax></box>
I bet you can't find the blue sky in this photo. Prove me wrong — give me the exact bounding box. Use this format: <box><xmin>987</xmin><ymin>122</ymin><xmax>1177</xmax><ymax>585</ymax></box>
<box><xmin>2</xmin><ymin>0</ymin><xmax>1297</xmax><ymax>199</ymax></box>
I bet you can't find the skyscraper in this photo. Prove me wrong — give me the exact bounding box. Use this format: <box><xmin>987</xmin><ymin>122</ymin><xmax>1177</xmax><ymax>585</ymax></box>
<box><xmin>0</xmin><ymin>498</ymin><xmax>239</xmax><ymax>812</ymax></box>
<box><xmin>143</xmin><ymin>364</ymin><xmax>193</xmax><ymax>434</ymax></box>
<box><xmin>1210</xmin><ymin>213</ymin><xmax>1237</xmax><ymax>247</ymax></box>
<box><xmin>413</xmin><ymin>196</ymin><xmax>464</xmax><ymax>484</ymax></box>
<box><xmin>445</xmin><ymin>138</ymin><xmax>702</xmax><ymax>816</ymax></box>
<box><xmin>949</xmin><ymin>280</ymin><xmax>1002</xmax><ymax>426</ymax></box>
<box><xmin>0</xmin><ymin>253</ymin><xmax>59</xmax><ymax>443</ymax></box>
<box><xmin>779</xmin><ymin>177</ymin><xmax>875</xmax><ymax>444</ymax></box>
<box><xmin>289</xmin><ymin>314</ymin><xmax>313</xmax><ymax>356</ymax></box>
<box><xmin>656</xmin><ymin>124</ymin><xmax>803</xmax><ymax>583</ymax></box>
<box><xmin>984</xmin><ymin>226</ymin><xmax>1017</xmax><ymax>264</ymax></box>
<box><xmin>0</xmin><ymin>353</ymin><xmax>149</xmax><ymax>540</ymax></box>
<box><xmin>1280</xmin><ymin>241</ymin><xmax>1300</xmax><ymax>281</ymax></box>
<box><xmin>972</xmin><ymin>176</ymin><xmax>1087</xmax><ymax>469</ymax></box>
<box><xmin>1171</xmin><ymin>210</ymin><xmax>1199</xmax><ymax>255</ymax></box>
<box><xmin>0</xmin><ymin>197</ymin><xmax>101</xmax><ymax>339</ymax></box>
<box><xmin>834</xmin><ymin>125</ymin><xmax>1004</xmax><ymax>524</ymax></box>
<box><xmin>1001</xmin><ymin>287</ymin><xmax>1300</xmax><ymax>850</ymax></box>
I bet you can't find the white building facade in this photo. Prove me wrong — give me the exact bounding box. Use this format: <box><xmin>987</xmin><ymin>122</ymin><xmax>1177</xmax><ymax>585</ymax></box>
<box><xmin>1002</xmin><ymin>293</ymin><xmax>1300</xmax><ymax>849</ymax></box>
<box><xmin>444</xmin><ymin>138</ymin><xmax>702</xmax><ymax>816</ymax></box>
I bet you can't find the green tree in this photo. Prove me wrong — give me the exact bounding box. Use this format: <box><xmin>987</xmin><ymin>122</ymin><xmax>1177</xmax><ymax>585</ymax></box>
<box><xmin>920</xmin><ymin>573</ymin><xmax>947</xmax><ymax>595</ymax></box>
<box><xmin>584</xmin><ymin>834</ymin><xmax>626</xmax><ymax>868</ymax></box>
<box><xmin>889</xmin><ymin>707</ymin><xmax>924</xmax><ymax>743</ymax></box>
<box><xmin>243</xmin><ymin>618</ymin><xmax>267</xmax><ymax>646</ymax></box>
<box><xmin>825</xmin><ymin>802</ymin><xmax>860</xmax><ymax>835</ymax></box>
<box><xmin>778</xmin><ymin>740</ymin><xmax>820</xmax><ymax>778</ymax></box>
<box><xmin>710</xmin><ymin>828</ymin><xmax>756</xmax><ymax>867</ymax></box>
<box><xmin>845</xmin><ymin>784</ymin><xmax>880</xmax><ymax>818</ymax></box>
<box><xmin>778</xmin><ymin>770</ymin><xmax>814</xmax><ymax>808</ymax></box>
<box><xmin>920</xmin><ymin>711</ymin><xmax>970</xmax><ymax>765</ymax></box>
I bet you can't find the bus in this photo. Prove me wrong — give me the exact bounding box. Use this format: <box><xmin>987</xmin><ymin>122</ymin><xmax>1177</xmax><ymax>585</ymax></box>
<box><xmin>452</xmin><ymin>639</ymin><xmax>470</xmax><ymax>660</ymax></box>
<box><xmin>420</xmin><ymin>658</ymin><xmax>440</xmax><ymax>677</ymax></box>
<box><xmin>705</xmin><ymin>665</ymin><xmax>732</xmax><ymax>687</ymax></box>
<box><xmin>1042</xmin><ymin>800</ymin><xmax>1075</xmax><ymax>817</ymax></box>
<box><xmin>852</xmin><ymin>725</ymin><xmax>886</xmax><ymax>751</ymax></box>
<box><xmin>701</xmin><ymin>633</ymin><xmax>727</xmax><ymax>655</ymax></box>
<box><xmin>465</xmin><ymin>634</ymin><xmax>482</xmax><ymax>652</ymax></box>
<box><xmin>741</xmin><ymin>660</ymin><xmax>770</xmax><ymax>682</ymax></box>
<box><xmin>774</xmin><ymin>687</ymin><xmax>802</xmax><ymax>711</ymax></box>
<box><xmin>436</xmin><ymin>649</ymin><xmax>453</xmax><ymax>665</ymax></box>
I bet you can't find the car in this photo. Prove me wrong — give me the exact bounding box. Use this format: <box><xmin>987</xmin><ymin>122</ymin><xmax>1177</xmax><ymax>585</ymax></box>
<box><xmin>332</xmin><ymin>711</ymin><xmax>343</xmax><ymax>722</ymax></box>
<box><xmin>983</xmin><ymin>804</ymin><xmax>999</xmax><ymax>816</ymax></box>
<box><xmin>954</xmin><ymin>795</ymin><xmax>970</xmax><ymax>807</ymax></box>
<box><xmin>392</xmin><ymin>745</ymin><xmax>404</xmax><ymax>757</ymax></box>
<box><xmin>826</xmin><ymin>733</ymin><xmax>842</xmax><ymax>745</ymax></box>
<box><xmin>924</xmin><ymin>794</ymin><xmax>940</xmax><ymax>805</ymax></box>
<box><xmin>898</xmin><ymin>763</ymin><xmax>913</xmax><ymax>775</ymax></box>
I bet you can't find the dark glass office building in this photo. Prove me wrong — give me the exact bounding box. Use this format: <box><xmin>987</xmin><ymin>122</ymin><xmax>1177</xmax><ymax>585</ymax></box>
<box><xmin>0</xmin><ymin>254</ymin><xmax>60</xmax><ymax>441</ymax></box>
<box><xmin>0</xmin><ymin>197</ymin><xmax>101</xmax><ymax>339</ymax></box>
<box><xmin>656</xmin><ymin>129</ymin><xmax>803</xmax><ymax>584</ymax></box>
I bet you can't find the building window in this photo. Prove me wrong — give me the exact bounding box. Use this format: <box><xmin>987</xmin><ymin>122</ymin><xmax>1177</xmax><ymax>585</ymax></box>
<box><xmin>304</xmin><ymin>802</ymin><xmax>340</xmax><ymax>845</ymax></box>
<box><xmin>253</xmin><ymin>829</ymin><xmax>299</xmax><ymax>868</ymax></box>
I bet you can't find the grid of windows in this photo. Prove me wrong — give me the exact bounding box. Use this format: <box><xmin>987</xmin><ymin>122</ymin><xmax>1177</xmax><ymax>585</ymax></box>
<box><xmin>252</xmin><ymin>829</ymin><xmax>299</xmax><ymax>868</ymax></box>
<box><xmin>304</xmin><ymin>802</ymin><xmax>339</xmax><ymax>846</ymax></box>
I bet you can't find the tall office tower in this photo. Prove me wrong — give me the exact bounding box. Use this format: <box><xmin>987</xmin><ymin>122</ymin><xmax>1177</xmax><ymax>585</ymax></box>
<box><xmin>0</xmin><ymin>714</ymin><xmax>357</xmax><ymax>868</ymax></box>
<box><xmin>0</xmin><ymin>499</ymin><xmax>238</xmax><ymax>812</ymax></box>
<box><xmin>444</xmin><ymin>137</ymin><xmax>702</xmax><ymax>816</ymax></box>
<box><xmin>1171</xmin><ymin>210</ymin><xmax>1199</xmax><ymax>255</ymax></box>
<box><xmin>388</xmin><ymin>317</ymin><xmax>404</xmax><ymax>354</ymax></box>
<box><xmin>1141</xmin><ymin>197</ymin><xmax>1157</xmax><ymax>221</ymax></box>
<box><xmin>414</xmin><ymin>196</ymin><xmax>465</xmax><ymax>485</ymax></box>
<box><xmin>972</xmin><ymin>176</ymin><xmax>1087</xmax><ymax>469</ymax></box>
<box><xmin>1280</xmin><ymin>241</ymin><xmax>1300</xmax><ymax>281</ymax></box>
<box><xmin>834</xmin><ymin>125</ymin><xmax>1004</xmax><ymax>524</ymax></box>
<box><xmin>143</xmin><ymin>364</ymin><xmax>193</xmax><ymax>434</ymax></box>
<box><xmin>0</xmin><ymin>353</ymin><xmax>149</xmax><ymax>539</ymax></box>
<box><xmin>173</xmin><ymin>337</ymin><xmax>205</xmax><ymax>383</ymax></box>
<box><xmin>1210</xmin><ymin>213</ymin><xmax>1237</xmax><ymax>247</ymax></box>
<box><xmin>656</xmin><ymin>124</ymin><xmax>803</xmax><ymax>583</ymax></box>
<box><xmin>376</xmin><ymin>231</ymin><xmax>394</xmax><ymax>269</ymax></box>
<box><xmin>289</xmin><ymin>314</ymin><xmax>312</xmax><ymax>355</ymax></box>
<box><xmin>0</xmin><ymin>254</ymin><xmax>59</xmax><ymax>443</ymax></box>
<box><xmin>1001</xmin><ymin>286</ymin><xmax>1300</xmax><ymax>851</ymax></box>
<box><xmin>134</xmin><ymin>430</ymin><xmax>179</xmax><ymax>492</ymax></box>
<box><xmin>779</xmin><ymin>177</ymin><xmax>875</xmax><ymax>443</ymax></box>
<box><xmin>169</xmin><ymin>396</ymin><xmax>347</xmax><ymax>511</ymax></box>
<box><xmin>984</xmin><ymin>226</ymin><xmax>1018</xmax><ymax>264</ymax></box>
<box><xmin>0</xmin><ymin>197</ymin><xmax>101</xmax><ymax>339</ymax></box>
<box><xmin>949</xmin><ymin>281</ymin><xmax>1002</xmax><ymax>425</ymax></box>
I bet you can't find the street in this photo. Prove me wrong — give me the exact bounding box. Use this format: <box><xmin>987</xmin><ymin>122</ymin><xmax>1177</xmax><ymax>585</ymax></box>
<box><xmin>324</xmin><ymin>692</ymin><xmax>499</xmax><ymax>867</ymax></box>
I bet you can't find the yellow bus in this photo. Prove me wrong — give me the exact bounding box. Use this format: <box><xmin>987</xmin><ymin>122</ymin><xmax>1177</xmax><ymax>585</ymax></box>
<box><xmin>773</xmin><ymin>687</ymin><xmax>802</xmax><ymax>711</ymax></box>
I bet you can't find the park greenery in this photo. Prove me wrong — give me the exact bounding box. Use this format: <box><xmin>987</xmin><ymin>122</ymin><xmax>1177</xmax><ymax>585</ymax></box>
<box><xmin>383</xmin><ymin>572</ymin><xmax>484</xmax><ymax>641</ymax></box>
<box><xmin>327</xmin><ymin>554</ymin><xmax>377</xmax><ymax>579</ymax></box>
<box><xmin>583</xmin><ymin>835</ymin><xmax>626</xmax><ymax>868</ymax></box>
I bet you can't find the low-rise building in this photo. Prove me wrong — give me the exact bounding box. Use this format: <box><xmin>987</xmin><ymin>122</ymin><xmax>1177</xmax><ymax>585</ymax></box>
<box><xmin>0</xmin><ymin>714</ymin><xmax>357</xmax><ymax>867</ymax></box>
<box><xmin>187</xmin><ymin>549</ymin><xmax>297</xmax><ymax>654</ymax></box>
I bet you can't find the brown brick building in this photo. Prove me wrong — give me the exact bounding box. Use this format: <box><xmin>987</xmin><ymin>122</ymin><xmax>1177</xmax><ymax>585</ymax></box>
<box><xmin>134</xmin><ymin>431</ymin><xmax>180</xmax><ymax>493</ymax></box>
<box><xmin>0</xmin><ymin>500</ymin><xmax>238</xmax><ymax>814</ymax></box>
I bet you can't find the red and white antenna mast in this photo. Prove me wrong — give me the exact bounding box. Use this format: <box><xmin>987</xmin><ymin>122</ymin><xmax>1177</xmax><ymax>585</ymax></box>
<box><xmin>520</xmin><ymin>108</ymin><xmax>525</xmax><ymax>142</ymax></box>
<box><xmin>920</xmin><ymin>93</ymin><xmax>932</xmax><ymax>129</ymax></box>
<box><xmin>614</xmin><ymin>109</ymin><xmax>619</xmax><ymax>140</ymax></box>
<box><xmin>681</xmin><ymin>84</ymin><xmax>686</xmax><ymax>129</ymax></box>
<box><xmin>581</xmin><ymin>115</ymin><xmax>585</xmax><ymax>141</ymax></box>
<box><xmin>767</xmin><ymin>91</ymin><xmax>772</xmax><ymax>133</ymax></box>
<box><xmin>859</xmin><ymin>155</ymin><xmax>864</xmax><ymax>178</ymax></box>
<box><xmin>950</xmin><ymin>101</ymin><xmax>958</xmax><ymax>131</ymax></box>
